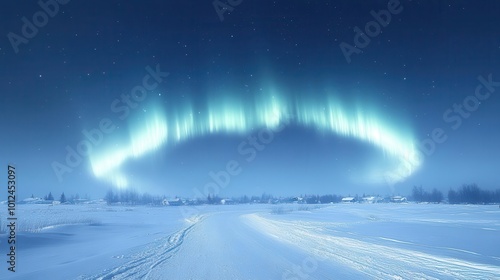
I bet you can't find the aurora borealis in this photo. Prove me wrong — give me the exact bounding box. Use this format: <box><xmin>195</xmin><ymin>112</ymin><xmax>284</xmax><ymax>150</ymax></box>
<box><xmin>2</xmin><ymin>1</ymin><xmax>500</xmax><ymax>199</ymax></box>
<box><xmin>89</xmin><ymin>92</ymin><xmax>421</xmax><ymax>189</ymax></box>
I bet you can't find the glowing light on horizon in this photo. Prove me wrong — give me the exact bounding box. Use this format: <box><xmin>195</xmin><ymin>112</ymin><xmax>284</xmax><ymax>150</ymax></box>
<box><xmin>89</xmin><ymin>93</ymin><xmax>421</xmax><ymax>188</ymax></box>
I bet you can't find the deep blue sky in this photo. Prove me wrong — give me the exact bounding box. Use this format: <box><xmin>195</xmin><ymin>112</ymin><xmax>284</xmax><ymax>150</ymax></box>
<box><xmin>1</xmin><ymin>0</ymin><xmax>499</xmax><ymax>199</ymax></box>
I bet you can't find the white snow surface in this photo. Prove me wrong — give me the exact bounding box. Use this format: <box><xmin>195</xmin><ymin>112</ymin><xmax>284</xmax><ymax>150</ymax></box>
<box><xmin>1</xmin><ymin>203</ymin><xmax>499</xmax><ymax>279</ymax></box>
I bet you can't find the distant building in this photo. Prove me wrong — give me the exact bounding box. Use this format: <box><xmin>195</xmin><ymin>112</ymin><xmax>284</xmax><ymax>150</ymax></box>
<box><xmin>221</xmin><ymin>199</ymin><xmax>234</xmax><ymax>205</ymax></box>
<box><xmin>163</xmin><ymin>198</ymin><xmax>183</xmax><ymax>206</ymax></box>
<box><xmin>390</xmin><ymin>196</ymin><xmax>407</xmax><ymax>203</ymax></box>
<box><xmin>362</xmin><ymin>196</ymin><xmax>375</xmax><ymax>203</ymax></box>
<box><xmin>342</xmin><ymin>197</ymin><xmax>356</xmax><ymax>203</ymax></box>
<box><xmin>73</xmin><ymin>198</ymin><xmax>89</xmax><ymax>204</ymax></box>
<box><xmin>361</xmin><ymin>196</ymin><xmax>383</xmax><ymax>203</ymax></box>
<box><xmin>184</xmin><ymin>199</ymin><xmax>200</xmax><ymax>205</ymax></box>
<box><xmin>20</xmin><ymin>197</ymin><xmax>48</xmax><ymax>204</ymax></box>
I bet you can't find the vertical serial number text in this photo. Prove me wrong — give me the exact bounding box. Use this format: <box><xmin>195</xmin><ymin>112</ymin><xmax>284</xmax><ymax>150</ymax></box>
<box><xmin>7</xmin><ymin>165</ymin><xmax>16</xmax><ymax>272</ymax></box>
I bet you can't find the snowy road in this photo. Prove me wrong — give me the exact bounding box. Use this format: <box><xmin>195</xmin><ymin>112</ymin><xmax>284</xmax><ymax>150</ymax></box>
<box><xmin>85</xmin><ymin>215</ymin><xmax>204</xmax><ymax>280</ymax></box>
<box><xmin>87</xmin><ymin>208</ymin><xmax>335</xmax><ymax>280</ymax></box>
<box><xmin>2</xmin><ymin>204</ymin><xmax>500</xmax><ymax>280</ymax></box>
<box><xmin>87</xmin><ymin>205</ymin><xmax>500</xmax><ymax>280</ymax></box>
<box><xmin>245</xmin><ymin>212</ymin><xmax>500</xmax><ymax>279</ymax></box>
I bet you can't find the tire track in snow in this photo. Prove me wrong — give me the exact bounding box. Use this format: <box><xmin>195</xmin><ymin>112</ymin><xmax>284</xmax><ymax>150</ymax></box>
<box><xmin>81</xmin><ymin>215</ymin><xmax>204</xmax><ymax>280</ymax></box>
<box><xmin>244</xmin><ymin>213</ymin><xmax>500</xmax><ymax>280</ymax></box>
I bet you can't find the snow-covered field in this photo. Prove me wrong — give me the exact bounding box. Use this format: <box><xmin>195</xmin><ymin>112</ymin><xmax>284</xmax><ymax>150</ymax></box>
<box><xmin>1</xmin><ymin>203</ymin><xmax>499</xmax><ymax>279</ymax></box>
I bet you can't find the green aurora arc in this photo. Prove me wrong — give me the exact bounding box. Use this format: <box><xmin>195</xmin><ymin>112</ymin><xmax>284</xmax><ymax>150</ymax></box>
<box><xmin>89</xmin><ymin>93</ymin><xmax>422</xmax><ymax>189</ymax></box>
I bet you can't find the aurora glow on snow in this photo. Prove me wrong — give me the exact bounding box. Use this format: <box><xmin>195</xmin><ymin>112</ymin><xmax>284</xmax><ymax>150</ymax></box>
<box><xmin>89</xmin><ymin>93</ymin><xmax>422</xmax><ymax>189</ymax></box>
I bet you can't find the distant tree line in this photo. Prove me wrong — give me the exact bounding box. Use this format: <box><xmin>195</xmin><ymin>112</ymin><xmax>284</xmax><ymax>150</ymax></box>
<box><xmin>411</xmin><ymin>186</ymin><xmax>444</xmax><ymax>203</ymax></box>
<box><xmin>102</xmin><ymin>190</ymin><xmax>351</xmax><ymax>206</ymax></box>
<box><xmin>206</xmin><ymin>193</ymin><xmax>343</xmax><ymax>204</ymax></box>
<box><xmin>40</xmin><ymin>192</ymin><xmax>89</xmax><ymax>203</ymax></box>
<box><xmin>304</xmin><ymin>194</ymin><xmax>342</xmax><ymax>204</ymax></box>
<box><xmin>448</xmin><ymin>184</ymin><xmax>500</xmax><ymax>204</ymax></box>
<box><xmin>104</xmin><ymin>189</ymin><xmax>165</xmax><ymax>205</ymax></box>
<box><xmin>206</xmin><ymin>194</ymin><xmax>221</xmax><ymax>204</ymax></box>
<box><xmin>44</xmin><ymin>192</ymin><xmax>54</xmax><ymax>201</ymax></box>
<box><xmin>411</xmin><ymin>184</ymin><xmax>500</xmax><ymax>204</ymax></box>
<box><xmin>34</xmin><ymin>184</ymin><xmax>500</xmax><ymax>206</ymax></box>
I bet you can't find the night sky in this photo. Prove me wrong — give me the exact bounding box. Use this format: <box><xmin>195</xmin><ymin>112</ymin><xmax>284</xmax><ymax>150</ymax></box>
<box><xmin>2</xmin><ymin>0</ymin><xmax>500</xmax><ymax>199</ymax></box>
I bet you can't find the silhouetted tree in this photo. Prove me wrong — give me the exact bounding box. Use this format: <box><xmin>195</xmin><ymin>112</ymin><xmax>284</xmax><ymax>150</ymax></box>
<box><xmin>319</xmin><ymin>194</ymin><xmax>341</xmax><ymax>204</ymax></box>
<box><xmin>448</xmin><ymin>184</ymin><xmax>500</xmax><ymax>204</ymax></box>
<box><xmin>430</xmin><ymin>188</ymin><xmax>443</xmax><ymax>203</ymax></box>
<box><xmin>141</xmin><ymin>193</ymin><xmax>153</xmax><ymax>204</ymax></box>
<box><xmin>412</xmin><ymin>186</ymin><xmax>442</xmax><ymax>203</ymax></box>
<box><xmin>448</xmin><ymin>189</ymin><xmax>458</xmax><ymax>204</ymax></box>
<box><xmin>46</xmin><ymin>192</ymin><xmax>54</xmax><ymax>201</ymax></box>
<box><xmin>60</xmin><ymin>193</ymin><xmax>67</xmax><ymax>203</ymax></box>
<box><xmin>105</xmin><ymin>189</ymin><xmax>115</xmax><ymax>204</ymax></box>
<box><xmin>412</xmin><ymin>186</ymin><xmax>424</xmax><ymax>202</ymax></box>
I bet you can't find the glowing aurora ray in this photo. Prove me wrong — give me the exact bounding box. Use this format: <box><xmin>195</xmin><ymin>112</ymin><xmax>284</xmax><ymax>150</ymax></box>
<box><xmin>89</xmin><ymin>94</ymin><xmax>421</xmax><ymax>188</ymax></box>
